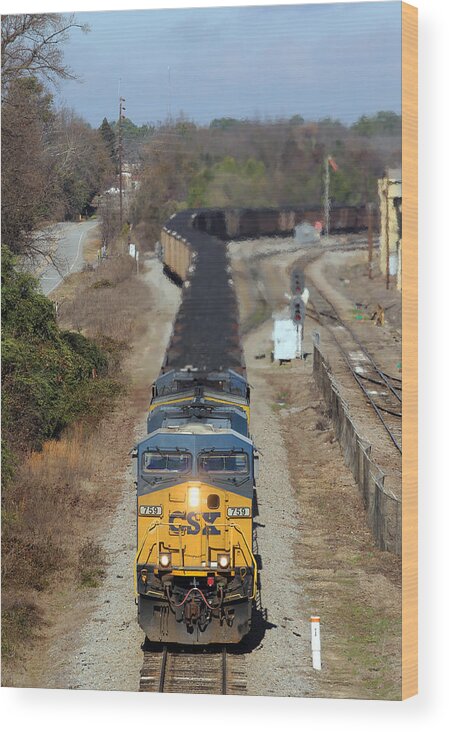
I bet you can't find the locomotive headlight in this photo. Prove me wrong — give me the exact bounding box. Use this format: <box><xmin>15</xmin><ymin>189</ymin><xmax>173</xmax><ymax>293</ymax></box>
<box><xmin>217</xmin><ymin>553</ymin><xmax>230</xmax><ymax>569</ymax></box>
<box><xmin>159</xmin><ymin>552</ymin><xmax>171</xmax><ymax>568</ymax></box>
<box><xmin>188</xmin><ymin>486</ymin><xmax>200</xmax><ymax>508</ymax></box>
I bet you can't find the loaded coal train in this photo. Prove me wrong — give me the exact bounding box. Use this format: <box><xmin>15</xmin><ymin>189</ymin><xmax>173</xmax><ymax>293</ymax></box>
<box><xmin>134</xmin><ymin>205</ymin><xmax>372</xmax><ymax>645</ymax></box>
<box><xmin>134</xmin><ymin>209</ymin><xmax>257</xmax><ymax>645</ymax></box>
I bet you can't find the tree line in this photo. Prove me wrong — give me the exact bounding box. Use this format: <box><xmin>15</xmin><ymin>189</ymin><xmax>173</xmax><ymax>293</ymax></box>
<box><xmin>1</xmin><ymin>14</ymin><xmax>117</xmax><ymax>261</ymax></box>
<box><xmin>1</xmin><ymin>14</ymin><xmax>121</xmax><ymax>483</ymax></box>
<box><xmin>127</xmin><ymin>110</ymin><xmax>401</xmax><ymax>245</ymax></box>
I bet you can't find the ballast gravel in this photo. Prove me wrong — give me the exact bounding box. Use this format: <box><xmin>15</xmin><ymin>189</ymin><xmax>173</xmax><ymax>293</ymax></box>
<box><xmin>242</xmin><ymin>327</ymin><xmax>316</xmax><ymax>698</ymax></box>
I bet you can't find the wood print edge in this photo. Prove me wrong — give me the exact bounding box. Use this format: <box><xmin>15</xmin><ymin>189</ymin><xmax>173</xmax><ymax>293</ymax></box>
<box><xmin>401</xmin><ymin>0</ymin><xmax>418</xmax><ymax>701</ymax></box>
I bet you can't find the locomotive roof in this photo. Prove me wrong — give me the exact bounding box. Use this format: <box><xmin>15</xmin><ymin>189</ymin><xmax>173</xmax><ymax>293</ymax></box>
<box><xmin>161</xmin><ymin>423</ymin><xmax>227</xmax><ymax>434</ymax></box>
<box><xmin>142</xmin><ymin>426</ymin><xmax>253</xmax><ymax>447</ymax></box>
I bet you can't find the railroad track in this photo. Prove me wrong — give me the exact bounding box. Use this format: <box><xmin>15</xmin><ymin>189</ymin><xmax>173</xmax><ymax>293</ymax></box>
<box><xmin>308</xmin><ymin>281</ymin><xmax>402</xmax><ymax>453</ymax></box>
<box><xmin>139</xmin><ymin>645</ymin><xmax>247</xmax><ymax>695</ymax></box>
<box><xmin>243</xmin><ymin>237</ymin><xmax>371</xmax><ymax>264</ymax></box>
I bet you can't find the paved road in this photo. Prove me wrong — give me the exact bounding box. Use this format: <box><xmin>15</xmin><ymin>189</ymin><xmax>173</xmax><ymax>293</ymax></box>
<box><xmin>39</xmin><ymin>221</ymin><xmax>98</xmax><ymax>295</ymax></box>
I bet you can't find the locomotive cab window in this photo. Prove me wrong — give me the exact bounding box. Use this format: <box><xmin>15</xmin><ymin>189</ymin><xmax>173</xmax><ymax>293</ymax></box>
<box><xmin>142</xmin><ymin>451</ymin><xmax>191</xmax><ymax>473</ymax></box>
<box><xmin>199</xmin><ymin>453</ymin><xmax>248</xmax><ymax>473</ymax></box>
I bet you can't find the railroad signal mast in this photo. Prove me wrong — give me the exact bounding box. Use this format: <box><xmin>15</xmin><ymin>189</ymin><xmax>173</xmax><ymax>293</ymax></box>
<box><xmin>367</xmin><ymin>202</ymin><xmax>374</xmax><ymax>279</ymax></box>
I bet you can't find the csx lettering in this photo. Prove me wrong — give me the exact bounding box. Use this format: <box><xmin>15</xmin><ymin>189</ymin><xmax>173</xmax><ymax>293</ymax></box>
<box><xmin>169</xmin><ymin>511</ymin><xmax>221</xmax><ymax>535</ymax></box>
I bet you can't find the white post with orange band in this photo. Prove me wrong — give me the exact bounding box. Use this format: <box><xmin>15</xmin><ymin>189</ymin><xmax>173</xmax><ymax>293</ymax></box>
<box><xmin>310</xmin><ymin>615</ymin><xmax>321</xmax><ymax>670</ymax></box>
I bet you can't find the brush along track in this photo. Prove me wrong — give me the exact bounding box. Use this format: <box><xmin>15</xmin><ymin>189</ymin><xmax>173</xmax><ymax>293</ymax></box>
<box><xmin>139</xmin><ymin>645</ymin><xmax>246</xmax><ymax>695</ymax></box>
<box><xmin>307</xmin><ymin>281</ymin><xmax>402</xmax><ymax>453</ymax></box>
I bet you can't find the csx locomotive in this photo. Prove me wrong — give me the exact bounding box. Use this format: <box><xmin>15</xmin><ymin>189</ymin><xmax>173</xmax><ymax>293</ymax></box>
<box><xmin>134</xmin><ymin>367</ymin><xmax>258</xmax><ymax>644</ymax></box>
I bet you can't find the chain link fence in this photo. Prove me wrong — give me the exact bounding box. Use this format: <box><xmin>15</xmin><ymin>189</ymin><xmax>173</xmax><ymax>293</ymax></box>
<box><xmin>313</xmin><ymin>343</ymin><xmax>401</xmax><ymax>555</ymax></box>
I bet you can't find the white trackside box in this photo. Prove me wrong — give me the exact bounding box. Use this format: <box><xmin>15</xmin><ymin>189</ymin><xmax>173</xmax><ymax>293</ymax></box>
<box><xmin>272</xmin><ymin>318</ymin><xmax>301</xmax><ymax>361</ymax></box>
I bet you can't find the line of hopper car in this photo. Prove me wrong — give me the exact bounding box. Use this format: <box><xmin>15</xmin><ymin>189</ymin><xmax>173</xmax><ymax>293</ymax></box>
<box><xmin>133</xmin><ymin>205</ymin><xmax>373</xmax><ymax>645</ymax></box>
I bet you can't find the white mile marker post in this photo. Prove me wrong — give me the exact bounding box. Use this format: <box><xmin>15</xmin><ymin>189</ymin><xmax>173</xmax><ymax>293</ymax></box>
<box><xmin>310</xmin><ymin>616</ymin><xmax>321</xmax><ymax>670</ymax></box>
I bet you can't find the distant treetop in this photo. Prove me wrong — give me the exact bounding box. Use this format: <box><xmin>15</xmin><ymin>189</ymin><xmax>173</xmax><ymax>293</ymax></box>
<box><xmin>209</xmin><ymin>117</ymin><xmax>246</xmax><ymax>130</ymax></box>
<box><xmin>351</xmin><ymin>111</ymin><xmax>402</xmax><ymax>137</ymax></box>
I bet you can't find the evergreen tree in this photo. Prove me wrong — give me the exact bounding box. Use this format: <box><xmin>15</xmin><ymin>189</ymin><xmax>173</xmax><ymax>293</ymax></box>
<box><xmin>99</xmin><ymin>117</ymin><xmax>118</xmax><ymax>171</ymax></box>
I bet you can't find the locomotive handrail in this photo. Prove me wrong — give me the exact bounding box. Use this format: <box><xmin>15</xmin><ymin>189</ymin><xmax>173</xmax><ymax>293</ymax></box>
<box><xmin>134</xmin><ymin>522</ymin><xmax>187</xmax><ymax>595</ymax></box>
<box><xmin>134</xmin><ymin>520</ymin><xmax>257</xmax><ymax>599</ymax></box>
<box><xmin>228</xmin><ymin>523</ymin><xmax>258</xmax><ymax>600</ymax></box>
<box><xmin>134</xmin><ymin>521</ymin><xmax>159</xmax><ymax>595</ymax></box>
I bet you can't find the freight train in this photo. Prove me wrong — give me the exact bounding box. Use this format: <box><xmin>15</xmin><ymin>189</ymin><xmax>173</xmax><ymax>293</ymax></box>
<box><xmin>135</xmin><ymin>210</ymin><xmax>257</xmax><ymax>645</ymax></box>
<box><xmin>134</xmin><ymin>205</ymin><xmax>372</xmax><ymax>645</ymax></box>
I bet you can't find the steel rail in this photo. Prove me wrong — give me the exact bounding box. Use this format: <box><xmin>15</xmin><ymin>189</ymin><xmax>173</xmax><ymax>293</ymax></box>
<box><xmin>144</xmin><ymin>645</ymin><xmax>228</xmax><ymax>695</ymax></box>
<box><xmin>312</xmin><ymin>283</ymin><xmax>402</xmax><ymax>405</ymax></box>
<box><xmin>308</xmin><ymin>283</ymin><xmax>402</xmax><ymax>453</ymax></box>
<box><xmin>222</xmin><ymin>646</ymin><xmax>227</xmax><ymax>695</ymax></box>
<box><xmin>337</xmin><ymin>317</ymin><xmax>402</xmax><ymax>404</ymax></box>
<box><xmin>159</xmin><ymin>645</ymin><xmax>168</xmax><ymax>693</ymax></box>
<box><xmin>350</xmin><ymin>371</ymin><xmax>402</xmax><ymax>453</ymax></box>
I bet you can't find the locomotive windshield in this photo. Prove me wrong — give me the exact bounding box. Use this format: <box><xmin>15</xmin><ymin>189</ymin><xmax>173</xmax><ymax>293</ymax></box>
<box><xmin>143</xmin><ymin>451</ymin><xmax>191</xmax><ymax>473</ymax></box>
<box><xmin>199</xmin><ymin>452</ymin><xmax>248</xmax><ymax>473</ymax></box>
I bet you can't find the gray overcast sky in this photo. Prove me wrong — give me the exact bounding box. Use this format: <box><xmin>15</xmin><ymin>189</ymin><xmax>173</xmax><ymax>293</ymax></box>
<box><xmin>56</xmin><ymin>2</ymin><xmax>402</xmax><ymax>127</ymax></box>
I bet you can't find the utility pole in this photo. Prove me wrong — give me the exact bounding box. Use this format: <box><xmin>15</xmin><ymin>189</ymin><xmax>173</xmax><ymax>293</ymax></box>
<box><xmin>323</xmin><ymin>155</ymin><xmax>339</xmax><ymax>240</ymax></box>
<box><xmin>168</xmin><ymin>66</ymin><xmax>172</xmax><ymax>122</ymax></box>
<box><xmin>367</xmin><ymin>202</ymin><xmax>373</xmax><ymax>279</ymax></box>
<box><xmin>385</xmin><ymin>180</ymin><xmax>390</xmax><ymax>290</ymax></box>
<box><xmin>118</xmin><ymin>96</ymin><xmax>126</xmax><ymax>230</ymax></box>
<box><xmin>323</xmin><ymin>155</ymin><xmax>330</xmax><ymax>239</ymax></box>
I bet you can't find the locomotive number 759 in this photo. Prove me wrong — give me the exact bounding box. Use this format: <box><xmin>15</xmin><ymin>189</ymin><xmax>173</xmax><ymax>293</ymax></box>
<box><xmin>227</xmin><ymin>507</ymin><xmax>251</xmax><ymax>517</ymax></box>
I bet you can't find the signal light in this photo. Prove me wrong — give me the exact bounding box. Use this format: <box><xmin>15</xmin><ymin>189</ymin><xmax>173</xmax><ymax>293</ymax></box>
<box><xmin>291</xmin><ymin>296</ymin><xmax>304</xmax><ymax>323</ymax></box>
<box><xmin>207</xmin><ymin>576</ymin><xmax>215</xmax><ymax>587</ymax></box>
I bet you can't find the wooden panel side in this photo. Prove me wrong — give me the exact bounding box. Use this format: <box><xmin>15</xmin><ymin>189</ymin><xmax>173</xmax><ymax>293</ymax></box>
<box><xmin>401</xmin><ymin>1</ymin><xmax>418</xmax><ymax>701</ymax></box>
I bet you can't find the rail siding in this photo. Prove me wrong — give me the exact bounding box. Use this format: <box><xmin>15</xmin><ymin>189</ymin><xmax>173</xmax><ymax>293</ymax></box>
<box><xmin>313</xmin><ymin>343</ymin><xmax>401</xmax><ymax>555</ymax></box>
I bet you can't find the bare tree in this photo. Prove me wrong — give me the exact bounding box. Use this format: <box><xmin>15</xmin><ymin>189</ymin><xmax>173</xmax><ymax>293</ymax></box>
<box><xmin>1</xmin><ymin>13</ymin><xmax>88</xmax><ymax>97</ymax></box>
<box><xmin>99</xmin><ymin>193</ymin><xmax>120</xmax><ymax>252</ymax></box>
<box><xmin>0</xmin><ymin>14</ymin><xmax>104</xmax><ymax>266</ymax></box>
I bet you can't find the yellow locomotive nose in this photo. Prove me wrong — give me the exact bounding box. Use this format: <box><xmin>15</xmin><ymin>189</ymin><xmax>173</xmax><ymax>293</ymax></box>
<box><xmin>137</xmin><ymin>479</ymin><xmax>254</xmax><ymax>577</ymax></box>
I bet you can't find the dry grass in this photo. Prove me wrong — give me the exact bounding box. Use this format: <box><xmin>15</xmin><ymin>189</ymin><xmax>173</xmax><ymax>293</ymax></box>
<box><xmin>78</xmin><ymin>540</ymin><xmax>107</xmax><ymax>588</ymax></box>
<box><xmin>82</xmin><ymin>225</ymin><xmax>102</xmax><ymax>264</ymax></box>
<box><xmin>1</xmin><ymin>425</ymin><xmax>102</xmax><ymax>670</ymax></box>
<box><xmin>56</xmin><ymin>255</ymin><xmax>150</xmax><ymax>345</ymax></box>
<box><xmin>2</xmin><ymin>426</ymin><xmax>99</xmax><ymax>575</ymax></box>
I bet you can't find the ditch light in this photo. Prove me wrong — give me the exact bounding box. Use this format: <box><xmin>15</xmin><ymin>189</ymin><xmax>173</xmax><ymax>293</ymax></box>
<box><xmin>217</xmin><ymin>553</ymin><xmax>230</xmax><ymax>569</ymax></box>
<box><xmin>159</xmin><ymin>552</ymin><xmax>172</xmax><ymax>568</ymax></box>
